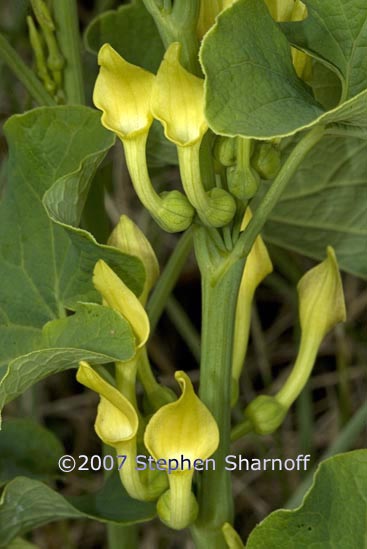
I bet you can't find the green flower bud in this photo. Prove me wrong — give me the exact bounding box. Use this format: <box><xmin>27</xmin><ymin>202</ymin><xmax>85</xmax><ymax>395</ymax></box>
<box><xmin>251</xmin><ymin>142</ymin><xmax>281</xmax><ymax>180</ymax></box>
<box><xmin>244</xmin><ymin>395</ymin><xmax>287</xmax><ymax>435</ymax></box>
<box><xmin>156</xmin><ymin>475</ymin><xmax>199</xmax><ymax>530</ymax></box>
<box><xmin>227</xmin><ymin>165</ymin><xmax>260</xmax><ymax>200</ymax></box>
<box><xmin>214</xmin><ymin>136</ymin><xmax>237</xmax><ymax>167</ymax></box>
<box><xmin>94</xmin><ymin>44</ymin><xmax>194</xmax><ymax>233</ymax></box>
<box><xmin>158</xmin><ymin>190</ymin><xmax>197</xmax><ymax>232</ymax></box>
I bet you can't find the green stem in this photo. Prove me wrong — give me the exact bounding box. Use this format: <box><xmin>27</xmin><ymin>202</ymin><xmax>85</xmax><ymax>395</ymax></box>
<box><xmin>215</xmin><ymin>126</ymin><xmax>325</xmax><ymax>282</ymax></box>
<box><xmin>0</xmin><ymin>32</ymin><xmax>55</xmax><ymax>106</ymax></box>
<box><xmin>115</xmin><ymin>359</ymin><xmax>138</xmax><ymax>409</ymax></box>
<box><xmin>107</xmin><ymin>524</ymin><xmax>138</xmax><ymax>549</ymax></box>
<box><xmin>147</xmin><ymin>228</ymin><xmax>193</xmax><ymax>332</ymax></box>
<box><xmin>193</xmin><ymin>236</ymin><xmax>245</xmax><ymax>548</ymax></box>
<box><xmin>276</xmin><ymin>334</ymin><xmax>319</xmax><ymax>407</ymax></box>
<box><xmin>142</xmin><ymin>0</ymin><xmax>201</xmax><ymax>74</ymax></box>
<box><xmin>53</xmin><ymin>0</ymin><xmax>85</xmax><ymax>104</ymax></box>
<box><xmin>103</xmin><ymin>443</ymin><xmax>138</xmax><ymax>549</ymax></box>
<box><xmin>230</xmin><ymin>418</ymin><xmax>252</xmax><ymax>442</ymax></box>
<box><xmin>166</xmin><ymin>296</ymin><xmax>201</xmax><ymax>362</ymax></box>
<box><xmin>138</xmin><ymin>347</ymin><xmax>175</xmax><ymax>409</ymax></box>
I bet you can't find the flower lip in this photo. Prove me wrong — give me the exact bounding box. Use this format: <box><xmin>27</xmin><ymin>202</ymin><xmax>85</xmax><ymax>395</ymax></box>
<box><xmin>93</xmin><ymin>259</ymin><xmax>150</xmax><ymax>348</ymax></box>
<box><xmin>76</xmin><ymin>361</ymin><xmax>138</xmax><ymax>444</ymax></box>
<box><xmin>151</xmin><ymin>42</ymin><xmax>208</xmax><ymax>147</ymax></box>
<box><xmin>144</xmin><ymin>370</ymin><xmax>219</xmax><ymax>467</ymax></box>
<box><xmin>93</xmin><ymin>43</ymin><xmax>155</xmax><ymax>140</ymax></box>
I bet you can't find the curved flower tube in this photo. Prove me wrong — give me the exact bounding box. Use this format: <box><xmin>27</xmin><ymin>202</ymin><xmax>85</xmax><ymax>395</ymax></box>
<box><xmin>234</xmin><ymin>247</ymin><xmax>346</xmax><ymax>437</ymax></box>
<box><xmin>151</xmin><ymin>42</ymin><xmax>236</xmax><ymax>228</ymax></box>
<box><xmin>93</xmin><ymin>43</ymin><xmax>194</xmax><ymax>232</ymax></box>
<box><xmin>144</xmin><ymin>371</ymin><xmax>219</xmax><ymax>529</ymax></box>
<box><xmin>77</xmin><ymin>362</ymin><xmax>167</xmax><ymax>501</ymax></box>
<box><xmin>93</xmin><ymin>259</ymin><xmax>173</xmax><ymax>410</ymax></box>
<box><xmin>231</xmin><ymin>209</ymin><xmax>273</xmax><ymax>405</ymax></box>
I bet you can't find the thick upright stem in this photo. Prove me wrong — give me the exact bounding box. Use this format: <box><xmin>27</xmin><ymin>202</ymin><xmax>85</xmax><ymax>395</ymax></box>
<box><xmin>147</xmin><ymin>228</ymin><xmax>193</xmax><ymax>332</ymax></box>
<box><xmin>193</xmin><ymin>240</ymin><xmax>245</xmax><ymax>548</ymax></box>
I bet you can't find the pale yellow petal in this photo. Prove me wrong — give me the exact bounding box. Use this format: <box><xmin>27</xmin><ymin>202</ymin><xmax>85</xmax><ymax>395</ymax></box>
<box><xmin>144</xmin><ymin>371</ymin><xmax>219</xmax><ymax>465</ymax></box>
<box><xmin>298</xmin><ymin>246</ymin><xmax>346</xmax><ymax>339</ymax></box>
<box><xmin>93</xmin><ymin>260</ymin><xmax>149</xmax><ymax>347</ymax></box>
<box><xmin>77</xmin><ymin>361</ymin><xmax>138</xmax><ymax>444</ymax></box>
<box><xmin>93</xmin><ymin>43</ymin><xmax>155</xmax><ymax>140</ymax></box>
<box><xmin>151</xmin><ymin>43</ymin><xmax>207</xmax><ymax>146</ymax></box>
<box><xmin>108</xmin><ymin>215</ymin><xmax>159</xmax><ymax>304</ymax></box>
<box><xmin>240</xmin><ymin>208</ymin><xmax>273</xmax><ymax>292</ymax></box>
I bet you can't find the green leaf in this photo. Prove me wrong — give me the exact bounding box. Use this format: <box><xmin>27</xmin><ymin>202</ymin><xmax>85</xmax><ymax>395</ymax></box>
<box><xmin>246</xmin><ymin>450</ymin><xmax>367</xmax><ymax>548</ymax></box>
<box><xmin>0</xmin><ymin>106</ymin><xmax>145</xmax><ymax>369</ymax></box>
<box><xmin>310</xmin><ymin>61</ymin><xmax>342</xmax><ymax>111</ymax></box>
<box><xmin>259</xmin><ymin>135</ymin><xmax>367</xmax><ymax>279</ymax></box>
<box><xmin>200</xmin><ymin>0</ymin><xmax>323</xmax><ymax>139</ymax></box>
<box><xmin>281</xmin><ymin>0</ymin><xmax>367</xmax><ymax>100</ymax></box>
<box><xmin>0</xmin><ymin>474</ymin><xmax>156</xmax><ymax>547</ymax></box>
<box><xmin>0</xmin><ymin>419</ymin><xmax>64</xmax><ymax>486</ymax></box>
<box><xmin>84</xmin><ymin>0</ymin><xmax>164</xmax><ymax>73</ymax></box>
<box><xmin>200</xmin><ymin>0</ymin><xmax>367</xmax><ymax>138</ymax></box>
<box><xmin>0</xmin><ymin>303</ymin><xmax>135</xmax><ymax>413</ymax></box>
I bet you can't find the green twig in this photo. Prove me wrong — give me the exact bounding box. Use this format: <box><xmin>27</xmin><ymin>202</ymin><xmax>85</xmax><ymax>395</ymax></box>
<box><xmin>147</xmin><ymin>228</ymin><xmax>193</xmax><ymax>332</ymax></box>
<box><xmin>166</xmin><ymin>295</ymin><xmax>201</xmax><ymax>362</ymax></box>
<box><xmin>107</xmin><ymin>524</ymin><xmax>138</xmax><ymax>549</ymax></box>
<box><xmin>0</xmin><ymin>32</ymin><xmax>55</xmax><ymax>106</ymax></box>
<box><xmin>53</xmin><ymin>0</ymin><xmax>85</xmax><ymax>104</ymax></box>
<box><xmin>193</xmin><ymin>236</ymin><xmax>245</xmax><ymax>548</ymax></box>
<box><xmin>102</xmin><ymin>443</ymin><xmax>138</xmax><ymax>549</ymax></box>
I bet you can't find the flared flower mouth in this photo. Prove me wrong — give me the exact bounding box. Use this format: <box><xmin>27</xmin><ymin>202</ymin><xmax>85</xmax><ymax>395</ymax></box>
<box><xmin>144</xmin><ymin>370</ymin><xmax>219</xmax><ymax>467</ymax></box>
<box><xmin>77</xmin><ymin>361</ymin><xmax>138</xmax><ymax>446</ymax></box>
<box><xmin>151</xmin><ymin>43</ymin><xmax>208</xmax><ymax>147</ymax></box>
<box><xmin>93</xmin><ymin>43</ymin><xmax>155</xmax><ymax>140</ymax></box>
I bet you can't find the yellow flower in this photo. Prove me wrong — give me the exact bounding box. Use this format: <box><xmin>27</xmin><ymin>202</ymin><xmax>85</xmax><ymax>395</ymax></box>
<box><xmin>93</xmin><ymin>259</ymin><xmax>149</xmax><ymax>349</ymax></box>
<box><xmin>93</xmin><ymin>44</ymin><xmax>194</xmax><ymax>233</ymax></box>
<box><xmin>241</xmin><ymin>247</ymin><xmax>346</xmax><ymax>435</ymax></box>
<box><xmin>93</xmin><ymin>43</ymin><xmax>154</xmax><ymax>140</ymax></box>
<box><xmin>222</xmin><ymin>522</ymin><xmax>245</xmax><ymax>549</ymax></box>
<box><xmin>152</xmin><ymin>43</ymin><xmax>235</xmax><ymax>227</ymax></box>
<box><xmin>296</xmin><ymin>246</ymin><xmax>346</xmax><ymax>345</ymax></box>
<box><xmin>151</xmin><ymin>42</ymin><xmax>207</xmax><ymax>147</ymax></box>
<box><xmin>232</xmin><ymin>209</ymin><xmax>273</xmax><ymax>405</ymax></box>
<box><xmin>144</xmin><ymin>371</ymin><xmax>219</xmax><ymax>529</ymax></box>
<box><xmin>77</xmin><ymin>362</ymin><xmax>166</xmax><ymax>501</ymax></box>
<box><xmin>77</xmin><ymin>361</ymin><xmax>138</xmax><ymax>444</ymax></box>
<box><xmin>108</xmin><ymin>215</ymin><xmax>159</xmax><ymax>306</ymax></box>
